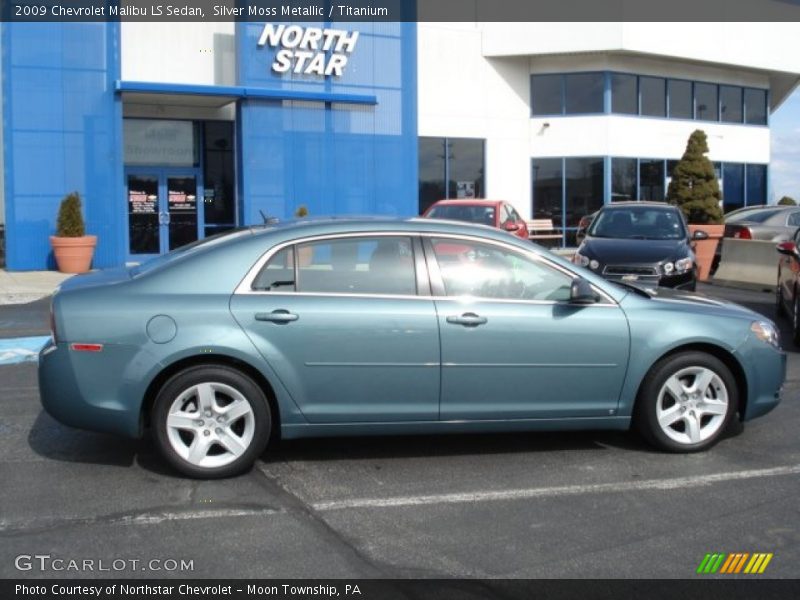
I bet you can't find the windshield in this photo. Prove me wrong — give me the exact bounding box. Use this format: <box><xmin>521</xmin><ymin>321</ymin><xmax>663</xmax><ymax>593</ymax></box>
<box><xmin>587</xmin><ymin>206</ymin><xmax>687</xmax><ymax>240</ymax></box>
<box><xmin>131</xmin><ymin>227</ymin><xmax>254</xmax><ymax>277</ymax></box>
<box><xmin>427</xmin><ymin>204</ymin><xmax>497</xmax><ymax>227</ymax></box>
<box><xmin>726</xmin><ymin>208</ymin><xmax>784</xmax><ymax>224</ymax></box>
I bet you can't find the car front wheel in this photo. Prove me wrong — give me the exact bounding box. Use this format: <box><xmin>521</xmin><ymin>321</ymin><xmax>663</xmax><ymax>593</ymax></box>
<box><xmin>153</xmin><ymin>365</ymin><xmax>271</xmax><ymax>478</ymax></box>
<box><xmin>635</xmin><ymin>352</ymin><xmax>736</xmax><ymax>453</ymax></box>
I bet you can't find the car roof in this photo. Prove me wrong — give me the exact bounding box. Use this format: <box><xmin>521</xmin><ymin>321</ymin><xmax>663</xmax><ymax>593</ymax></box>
<box><xmin>429</xmin><ymin>199</ymin><xmax>504</xmax><ymax>207</ymax></box>
<box><xmin>602</xmin><ymin>201</ymin><xmax>676</xmax><ymax>208</ymax></box>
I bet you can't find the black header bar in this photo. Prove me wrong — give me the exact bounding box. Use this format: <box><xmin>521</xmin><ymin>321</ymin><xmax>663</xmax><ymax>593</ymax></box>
<box><xmin>2</xmin><ymin>0</ymin><xmax>800</xmax><ymax>23</ymax></box>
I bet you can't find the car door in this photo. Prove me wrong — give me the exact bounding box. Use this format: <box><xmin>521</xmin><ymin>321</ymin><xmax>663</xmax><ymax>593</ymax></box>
<box><xmin>425</xmin><ymin>235</ymin><xmax>630</xmax><ymax>421</ymax></box>
<box><xmin>230</xmin><ymin>234</ymin><xmax>440</xmax><ymax>423</ymax></box>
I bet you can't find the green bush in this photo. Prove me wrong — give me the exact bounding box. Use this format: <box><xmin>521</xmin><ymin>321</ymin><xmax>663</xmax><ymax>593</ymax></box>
<box><xmin>778</xmin><ymin>196</ymin><xmax>797</xmax><ymax>206</ymax></box>
<box><xmin>56</xmin><ymin>192</ymin><xmax>86</xmax><ymax>237</ymax></box>
<box><xmin>666</xmin><ymin>130</ymin><xmax>723</xmax><ymax>225</ymax></box>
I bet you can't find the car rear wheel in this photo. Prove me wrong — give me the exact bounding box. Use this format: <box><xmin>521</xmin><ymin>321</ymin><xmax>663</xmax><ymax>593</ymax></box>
<box><xmin>153</xmin><ymin>365</ymin><xmax>271</xmax><ymax>478</ymax></box>
<box><xmin>635</xmin><ymin>352</ymin><xmax>736</xmax><ymax>453</ymax></box>
<box><xmin>776</xmin><ymin>272</ymin><xmax>786</xmax><ymax>317</ymax></box>
<box><xmin>793</xmin><ymin>295</ymin><xmax>800</xmax><ymax>347</ymax></box>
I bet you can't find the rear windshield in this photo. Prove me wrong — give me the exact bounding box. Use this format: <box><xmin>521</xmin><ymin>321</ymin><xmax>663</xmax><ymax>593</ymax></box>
<box><xmin>131</xmin><ymin>227</ymin><xmax>254</xmax><ymax>277</ymax></box>
<box><xmin>427</xmin><ymin>204</ymin><xmax>496</xmax><ymax>227</ymax></box>
<box><xmin>726</xmin><ymin>208</ymin><xmax>784</xmax><ymax>224</ymax></box>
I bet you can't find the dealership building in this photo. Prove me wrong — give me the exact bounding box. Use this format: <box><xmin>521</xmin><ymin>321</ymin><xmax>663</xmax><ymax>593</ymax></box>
<box><xmin>1</xmin><ymin>20</ymin><xmax>799</xmax><ymax>270</ymax></box>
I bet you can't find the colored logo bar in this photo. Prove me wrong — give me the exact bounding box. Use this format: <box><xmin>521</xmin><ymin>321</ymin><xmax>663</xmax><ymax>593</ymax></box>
<box><xmin>697</xmin><ymin>553</ymin><xmax>773</xmax><ymax>574</ymax></box>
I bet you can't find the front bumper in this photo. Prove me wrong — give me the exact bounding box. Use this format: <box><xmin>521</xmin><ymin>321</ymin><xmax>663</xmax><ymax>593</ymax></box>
<box><xmin>734</xmin><ymin>335</ymin><xmax>786</xmax><ymax>421</ymax></box>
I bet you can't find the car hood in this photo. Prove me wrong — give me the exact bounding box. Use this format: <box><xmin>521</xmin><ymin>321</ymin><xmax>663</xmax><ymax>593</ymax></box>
<box><xmin>581</xmin><ymin>237</ymin><xmax>690</xmax><ymax>263</ymax></box>
<box><xmin>57</xmin><ymin>266</ymin><xmax>132</xmax><ymax>293</ymax></box>
<box><xmin>618</xmin><ymin>282</ymin><xmax>762</xmax><ymax>321</ymax></box>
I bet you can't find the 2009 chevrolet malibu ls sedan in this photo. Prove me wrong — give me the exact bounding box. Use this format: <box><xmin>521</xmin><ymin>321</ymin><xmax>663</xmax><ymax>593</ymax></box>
<box><xmin>39</xmin><ymin>218</ymin><xmax>785</xmax><ymax>478</ymax></box>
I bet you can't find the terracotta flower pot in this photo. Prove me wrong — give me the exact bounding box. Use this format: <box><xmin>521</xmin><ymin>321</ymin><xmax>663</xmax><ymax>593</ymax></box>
<box><xmin>688</xmin><ymin>224</ymin><xmax>724</xmax><ymax>282</ymax></box>
<box><xmin>50</xmin><ymin>235</ymin><xmax>97</xmax><ymax>274</ymax></box>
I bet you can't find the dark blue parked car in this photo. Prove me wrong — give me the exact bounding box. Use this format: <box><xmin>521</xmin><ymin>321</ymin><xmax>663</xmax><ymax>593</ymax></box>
<box><xmin>39</xmin><ymin>218</ymin><xmax>785</xmax><ymax>478</ymax></box>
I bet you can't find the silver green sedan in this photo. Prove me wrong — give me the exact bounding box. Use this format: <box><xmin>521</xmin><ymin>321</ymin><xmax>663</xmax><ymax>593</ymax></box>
<box><xmin>39</xmin><ymin>218</ymin><xmax>785</xmax><ymax>478</ymax></box>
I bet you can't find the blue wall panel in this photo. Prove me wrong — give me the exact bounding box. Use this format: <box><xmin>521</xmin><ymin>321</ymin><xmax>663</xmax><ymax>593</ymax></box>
<box><xmin>2</xmin><ymin>23</ymin><xmax>123</xmax><ymax>271</ymax></box>
<box><xmin>236</xmin><ymin>21</ymin><xmax>418</xmax><ymax>222</ymax></box>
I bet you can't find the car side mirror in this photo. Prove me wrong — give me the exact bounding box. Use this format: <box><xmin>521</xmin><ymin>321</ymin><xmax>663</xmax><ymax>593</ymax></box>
<box><xmin>504</xmin><ymin>222</ymin><xmax>520</xmax><ymax>232</ymax></box>
<box><xmin>570</xmin><ymin>277</ymin><xmax>598</xmax><ymax>305</ymax></box>
<box><xmin>692</xmin><ymin>230</ymin><xmax>709</xmax><ymax>241</ymax></box>
<box><xmin>776</xmin><ymin>241</ymin><xmax>798</xmax><ymax>256</ymax></box>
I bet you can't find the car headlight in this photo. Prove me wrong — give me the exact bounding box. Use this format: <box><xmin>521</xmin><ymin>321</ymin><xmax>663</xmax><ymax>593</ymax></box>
<box><xmin>751</xmin><ymin>321</ymin><xmax>780</xmax><ymax>349</ymax></box>
<box><xmin>662</xmin><ymin>262</ymin><xmax>674</xmax><ymax>274</ymax></box>
<box><xmin>675</xmin><ymin>257</ymin><xmax>693</xmax><ymax>273</ymax></box>
<box><xmin>573</xmin><ymin>253</ymin><xmax>590</xmax><ymax>267</ymax></box>
<box><xmin>589</xmin><ymin>259</ymin><xmax>600</xmax><ymax>271</ymax></box>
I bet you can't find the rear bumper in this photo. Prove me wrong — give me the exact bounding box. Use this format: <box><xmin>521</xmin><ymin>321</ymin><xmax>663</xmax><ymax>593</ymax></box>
<box><xmin>38</xmin><ymin>339</ymin><xmax>150</xmax><ymax>438</ymax></box>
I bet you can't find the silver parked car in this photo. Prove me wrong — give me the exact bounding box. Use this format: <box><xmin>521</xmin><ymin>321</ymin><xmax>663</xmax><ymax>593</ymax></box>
<box><xmin>723</xmin><ymin>205</ymin><xmax>800</xmax><ymax>242</ymax></box>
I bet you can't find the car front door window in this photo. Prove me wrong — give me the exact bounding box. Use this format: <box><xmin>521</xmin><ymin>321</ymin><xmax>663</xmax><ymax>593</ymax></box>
<box><xmin>430</xmin><ymin>238</ymin><xmax>572</xmax><ymax>302</ymax></box>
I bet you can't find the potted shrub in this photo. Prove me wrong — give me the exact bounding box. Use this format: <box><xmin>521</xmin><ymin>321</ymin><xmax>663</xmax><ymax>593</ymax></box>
<box><xmin>50</xmin><ymin>192</ymin><xmax>96</xmax><ymax>273</ymax></box>
<box><xmin>666</xmin><ymin>130</ymin><xmax>724</xmax><ymax>281</ymax></box>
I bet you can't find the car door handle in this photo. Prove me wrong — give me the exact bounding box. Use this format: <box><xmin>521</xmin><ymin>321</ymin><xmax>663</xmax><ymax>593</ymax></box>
<box><xmin>446</xmin><ymin>313</ymin><xmax>488</xmax><ymax>327</ymax></box>
<box><xmin>255</xmin><ymin>310</ymin><xmax>299</xmax><ymax>323</ymax></box>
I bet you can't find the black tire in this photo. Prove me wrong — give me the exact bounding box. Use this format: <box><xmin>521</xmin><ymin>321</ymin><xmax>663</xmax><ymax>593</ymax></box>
<box><xmin>793</xmin><ymin>295</ymin><xmax>800</xmax><ymax>347</ymax></box>
<box><xmin>776</xmin><ymin>272</ymin><xmax>786</xmax><ymax>317</ymax></box>
<box><xmin>152</xmin><ymin>365</ymin><xmax>271</xmax><ymax>478</ymax></box>
<box><xmin>634</xmin><ymin>352</ymin><xmax>737</xmax><ymax>453</ymax></box>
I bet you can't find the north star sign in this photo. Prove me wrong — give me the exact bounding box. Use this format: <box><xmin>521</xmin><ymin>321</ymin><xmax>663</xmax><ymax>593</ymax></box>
<box><xmin>257</xmin><ymin>24</ymin><xmax>359</xmax><ymax>77</ymax></box>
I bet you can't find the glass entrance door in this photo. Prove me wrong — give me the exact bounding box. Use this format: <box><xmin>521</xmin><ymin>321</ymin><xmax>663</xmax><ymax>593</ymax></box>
<box><xmin>126</xmin><ymin>168</ymin><xmax>202</xmax><ymax>260</ymax></box>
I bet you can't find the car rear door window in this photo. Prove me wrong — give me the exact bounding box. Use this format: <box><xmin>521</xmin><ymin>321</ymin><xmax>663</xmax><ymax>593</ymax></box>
<box><xmin>430</xmin><ymin>238</ymin><xmax>572</xmax><ymax>302</ymax></box>
<box><xmin>294</xmin><ymin>237</ymin><xmax>417</xmax><ymax>296</ymax></box>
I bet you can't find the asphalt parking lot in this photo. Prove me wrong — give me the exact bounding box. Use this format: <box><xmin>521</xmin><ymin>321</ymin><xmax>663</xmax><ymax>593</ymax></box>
<box><xmin>0</xmin><ymin>283</ymin><xmax>798</xmax><ymax>580</ymax></box>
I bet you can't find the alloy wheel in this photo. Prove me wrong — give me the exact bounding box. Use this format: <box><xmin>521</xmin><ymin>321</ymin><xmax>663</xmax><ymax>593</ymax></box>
<box><xmin>165</xmin><ymin>382</ymin><xmax>256</xmax><ymax>468</ymax></box>
<box><xmin>655</xmin><ymin>366</ymin><xmax>729</xmax><ymax>445</ymax></box>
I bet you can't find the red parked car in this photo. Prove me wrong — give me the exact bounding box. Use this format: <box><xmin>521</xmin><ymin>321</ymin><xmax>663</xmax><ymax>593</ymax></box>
<box><xmin>422</xmin><ymin>199</ymin><xmax>530</xmax><ymax>240</ymax></box>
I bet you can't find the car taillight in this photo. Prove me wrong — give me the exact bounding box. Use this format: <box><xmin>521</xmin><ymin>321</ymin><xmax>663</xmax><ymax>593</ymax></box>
<box><xmin>733</xmin><ymin>227</ymin><xmax>752</xmax><ymax>240</ymax></box>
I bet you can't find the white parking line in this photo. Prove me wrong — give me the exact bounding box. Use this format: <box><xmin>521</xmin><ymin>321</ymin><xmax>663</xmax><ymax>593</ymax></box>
<box><xmin>310</xmin><ymin>464</ymin><xmax>800</xmax><ymax>512</ymax></box>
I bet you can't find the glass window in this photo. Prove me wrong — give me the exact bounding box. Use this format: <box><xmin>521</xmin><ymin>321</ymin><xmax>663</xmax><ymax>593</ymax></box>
<box><xmin>430</xmin><ymin>238</ymin><xmax>573</xmax><ymax>302</ymax></box>
<box><xmin>744</xmin><ymin>88</ymin><xmax>768</xmax><ymax>125</ymax></box>
<box><xmin>295</xmin><ymin>237</ymin><xmax>416</xmax><ymax>296</ymax></box>
<box><xmin>203</xmin><ymin>121</ymin><xmax>236</xmax><ymax>236</ymax></box>
<box><xmin>746</xmin><ymin>164</ymin><xmax>767</xmax><ymax>206</ymax></box>
<box><xmin>419</xmin><ymin>138</ymin><xmax>446</xmax><ymax>214</ymax></box>
<box><xmin>427</xmin><ymin>203</ymin><xmax>497</xmax><ymax>227</ymax></box>
<box><xmin>124</xmin><ymin>119</ymin><xmax>199</xmax><ymax>167</ymax></box>
<box><xmin>447</xmin><ymin>139</ymin><xmax>485</xmax><ymax>200</ymax></box>
<box><xmin>565</xmin><ymin>73</ymin><xmax>604</xmax><ymax>114</ymax></box>
<box><xmin>588</xmin><ymin>206</ymin><xmax>687</xmax><ymax>240</ymax></box>
<box><xmin>694</xmin><ymin>83</ymin><xmax>719</xmax><ymax>122</ymax></box>
<box><xmin>668</xmin><ymin>79</ymin><xmax>692</xmax><ymax>119</ymax></box>
<box><xmin>612</xmin><ymin>158</ymin><xmax>637</xmax><ymax>202</ymax></box>
<box><xmin>640</xmin><ymin>77</ymin><xmax>666</xmax><ymax>117</ymax></box>
<box><xmin>419</xmin><ymin>138</ymin><xmax>485</xmax><ymax>214</ymax></box>
<box><xmin>611</xmin><ymin>73</ymin><xmax>637</xmax><ymax>115</ymax></box>
<box><xmin>639</xmin><ymin>160</ymin><xmax>665</xmax><ymax>201</ymax></box>
<box><xmin>565</xmin><ymin>158</ymin><xmax>604</xmax><ymax>239</ymax></box>
<box><xmin>532</xmin><ymin>158</ymin><xmax>564</xmax><ymax>227</ymax></box>
<box><xmin>532</xmin><ymin>74</ymin><xmax>563</xmax><ymax>115</ymax></box>
<box><xmin>788</xmin><ymin>212</ymin><xmax>800</xmax><ymax>227</ymax></box>
<box><xmin>252</xmin><ymin>246</ymin><xmax>296</xmax><ymax>292</ymax></box>
<box><xmin>720</xmin><ymin>86</ymin><xmax>743</xmax><ymax>123</ymax></box>
<box><xmin>723</xmin><ymin>163</ymin><xmax>745</xmax><ymax>211</ymax></box>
